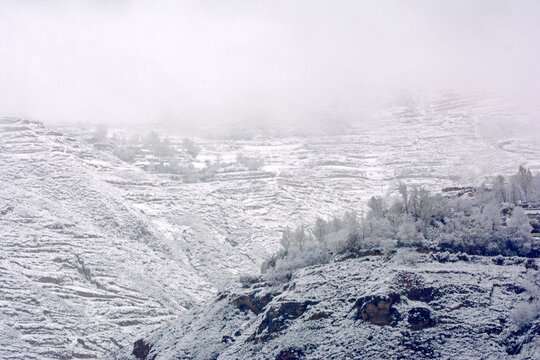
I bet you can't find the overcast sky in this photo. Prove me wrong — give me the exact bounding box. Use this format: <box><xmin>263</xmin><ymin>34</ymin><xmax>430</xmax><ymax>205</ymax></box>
<box><xmin>1</xmin><ymin>0</ymin><xmax>539</xmax><ymax>126</ymax></box>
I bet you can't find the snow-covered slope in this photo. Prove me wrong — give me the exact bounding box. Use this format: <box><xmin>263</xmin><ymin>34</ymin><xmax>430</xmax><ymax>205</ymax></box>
<box><xmin>1</xmin><ymin>94</ymin><xmax>539</xmax><ymax>359</ymax></box>
<box><xmin>122</xmin><ymin>250</ymin><xmax>540</xmax><ymax>360</ymax></box>
<box><xmin>0</xmin><ymin>118</ymin><xmax>250</xmax><ymax>359</ymax></box>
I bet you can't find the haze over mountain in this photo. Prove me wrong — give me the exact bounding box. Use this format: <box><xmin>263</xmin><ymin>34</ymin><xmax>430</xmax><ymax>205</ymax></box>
<box><xmin>1</xmin><ymin>1</ymin><xmax>540</xmax><ymax>359</ymax></box>
<box><xmin>1</xmin><ymin>0</ymin><xmax>540</xmax><ymax>131</ymax></box>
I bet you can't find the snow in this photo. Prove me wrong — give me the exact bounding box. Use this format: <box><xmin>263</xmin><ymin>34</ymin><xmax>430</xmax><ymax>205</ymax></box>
<box><xmin>127</xmin><ymin>250</ymin><xmax>539</xmax><ymax>359</ymax></box>
<box><xmin>1</xmin><ymin>93</ymin><xmax>539</xmax><ymax>358</ymax></box>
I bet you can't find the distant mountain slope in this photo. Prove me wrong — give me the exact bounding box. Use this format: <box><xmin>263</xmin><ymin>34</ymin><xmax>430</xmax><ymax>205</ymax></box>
<box><xmin>122</xmin><ymin>250</ymin><xmax>539</xmax><ymax>360</ymax></box>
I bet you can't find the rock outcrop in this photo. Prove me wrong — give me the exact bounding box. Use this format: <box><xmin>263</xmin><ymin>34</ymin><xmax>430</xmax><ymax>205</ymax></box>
<box><xmin>248</xmin><ymin>301</ymin><xmax>317</xmax><ymax>343</ymax></box>
<box><xmin>118</xmin><ymin>250</ymin><xmax>540</xmax><ymax>359</ymax></box>
<box><xmin>407</xmin><ymin>307</ymin><xmax>435</xmax><ymax>331</ymax></box>
<box><xmin>353</xmin><ymin>294</ymin><xmax>401</xmax><ymax>326</ymax></box>
<box><xmin>133</xmin><ymin>339</ymin><xmax>155</xmax><ymax>360</ymax></box>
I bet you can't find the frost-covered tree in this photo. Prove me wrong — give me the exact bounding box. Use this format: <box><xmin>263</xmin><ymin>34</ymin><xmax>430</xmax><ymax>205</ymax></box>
<box><xmin>236</xmin><ymin>153</ymin><xmax>264</xmax><ymax>171</ymax></box>
<box><xmin>181</xmin><ymin>163</ymin><xmax>199</xmax><ymax>183</ymax></box>
<box><xmin>143</xmin><ymin>132</ymin><xmax>174</xmax><ymax>156</ymax></box>
<box><xmin>397</xmin><ymin>215</ymin><xmax>424</xmax><ymax>247</ymax></box>
<box><xmin>479</xmin><ymin>202</ymin><xmax>503</xmax><ymax>233</ymax></box>
<box><xmin>262</xmin><ymin>174</ymin><xmax>539</xmax><ymax>282</ymax></box>
<box><xmin>199</xmin><ymin>161</ymin><xmax>219</xmax><ymax>182</ymax></box>
<box><xmin>92</xmin><ymin>124</ymin><xmax>108</xmax><ymax>142</ymax></box>
<box><xmin>144</xmin><ymin>131</ymin><xmax>160</xmax><ymax>148</ymax></box>
<box><xmin>398</xmin><ymin>182</ymin><xmax>409</xmax><ymax>214</ymax></box>
<box><xmin>367</xmin><ymin>196</ymin><xmax>385</xmax><ymax>218</ymax></box>
<box><xmin>114</xmin><ymin>146</ymin><xmax>137</xmax><ymax>162</ymax></box>
<box><xmin>531</xmin><ymin>173</ymin><xmax>540</xmax><ymax>202</ymax></box>
<box><xmin>506</xmin><ymin>206</ymin><xmax>533</xmax><ymax>254</ymax></box>
<box><xmin>264</xmin><ymin>213</ymin><xmax>361</xmax><ymax>280</ymax></box>
<box><xmin>492</xmin><ymin>175</ymin><xmax>507</xmax><ymax>203</ymax></box>
<box><xmin>182</xmin><ymin>138</ymin><xmax>201</xmax><ymax>158</ymax></box>
<box><xmin>515</xmin><ymin>165</ymin><xmax>533</xmax><ymax>202</ymax></box>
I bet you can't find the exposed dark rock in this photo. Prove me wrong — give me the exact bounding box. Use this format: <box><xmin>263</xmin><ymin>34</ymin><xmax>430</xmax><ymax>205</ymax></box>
<box><xmin>525</xmin><ymin>258</ymin><xmax>538</xmax><ymax>270</ymax></box>
<box><xmin>353</xmin><ymin>294</ymin><xmax>401</xmax><ymax>326</ymax></box>
<box><xmin>275</xmin><ymin>348</ymin><xmax>305</xmax><ymax>360</ymax></box>
<box><xmin>239</xmin><ymin>275</ymin><xmax>261</xmax><ymax>288</ymax></box>
<box><xmin>221</xmin><ymin>335</ymin><xmax>235</xmax><ymax>343</ymax></box>
<box><xmin>248</xmin><ymin>301</ymin><xmax>317</xmax><ymax>343</ymax></box>
<box><xmin>456</xmin><ymin>253</ymin><xmax>470</xmax><ymax>261</ymax></box>
<box><xmin>133</xmin><ymin>339</ymin><xmax>155</xmax><ymax>360</ymax></box>
<box><xmin>503</xmin><ymin>284</ymin><xmax>526</xmax><ymax>294</ymax></box>
<box><xmin>398</xmin><ymin>331</ymin><xmax>438</xmax><ymax>359</ymax></box>
<box><xmin>395</xmin><ymin>272</ymin><xmax>440</xmax><ymax>303</ymax></box>
<box><xmin>307</xmin><ymin>311</ymin><xmax>330</xmax><ymax>321</ymax></box>
<box><xmin>505</xmin><ymin>322</ymin><xmax>540</xmax><ymax>355</ymax></box>
<box><xmin>493</xmin><ymin>255</ymin><xmax>505</xmax><ymax>265</ymax></box>
<box><xmin>482</xmin><ymin>323</ymin><xmax>503</xmax><ymax>335</ymax></box>
<box><xmin>407</xmin><ymin>307</ymin><xmax>435</xmax><ymax>331</ymax></box>
<box><xmin>124</xmin><ymin>253</ymin><xmax>540</xmax><ymax>359</ymax></box>
<box><xmin>232</xmin><ymin>293</ymin><xmax>274</xmax><ymax>315</ymax></box>
<box><xmin>407</xmin><ymin>286</ymin><xmax>439</xmax><ymax>302</ymax></box>
<box><xmin>216</xmin><ymin>292</ymin><xmax>228</xmax><ymax>301</ymax></box>
<box><xmin>337</xmin><ymin>248</ymin><xmax>383</xmax><ymax>261</ymax></box>
<box><xmin>0</xmin><ymin>206</ymin><xmax>13</xmax><ymax>216</ymax></box>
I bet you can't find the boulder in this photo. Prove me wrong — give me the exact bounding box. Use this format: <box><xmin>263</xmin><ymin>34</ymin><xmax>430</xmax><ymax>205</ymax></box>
<box><xmin>353</xmin><ymin>294</ymin><xmax>401</xmax><ymax>326</ymax></box>
<box><xmin>133</xmin><ymin>339</ymin><xmax>155</xmax><ymax>360</ymax></box>
<box><xmin>407</xmin><ymin>307</ymin><xmax>435</xmax><ymax>331</ymax></box>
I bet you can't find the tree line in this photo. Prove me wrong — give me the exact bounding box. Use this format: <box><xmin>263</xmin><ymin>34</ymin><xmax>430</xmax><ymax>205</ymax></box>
<box><xmin>262</xmin><ymin>166</ymin><xmax>540</xmax><ymax>281</ymax></box>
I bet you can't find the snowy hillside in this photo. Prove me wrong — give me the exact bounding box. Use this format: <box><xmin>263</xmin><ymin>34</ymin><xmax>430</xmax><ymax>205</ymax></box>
<box><xmin>0</xmin><ymin>118</ymin><xmax>220</xmax><ymax>359</ymax></box>
<box><xmin>1</xmin><ymin>94</ymin><xmax>539</xmax><ymax>359</ymax></box>
<box><xmin>0</xmin><ymin>118</ymin><xmax>269</xmax><ymax>358</ymax></box>
<box><xmin>119</xmin><ymin>250</ymin><xmax>540</xmax><ymax>359</ymax></box>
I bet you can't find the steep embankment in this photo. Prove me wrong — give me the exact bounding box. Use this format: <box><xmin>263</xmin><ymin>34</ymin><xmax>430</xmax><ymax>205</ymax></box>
<box><xmin>124</xmin><ymin>250</ymin><xmax>539</xmax><ymax>360</ymax></box>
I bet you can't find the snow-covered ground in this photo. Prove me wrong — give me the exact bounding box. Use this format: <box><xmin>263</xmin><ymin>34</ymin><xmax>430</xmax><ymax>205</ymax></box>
<box><xmin>121</xmin><ymin>250</ymin><xmax>539</xmax><ymax>359</ymax></box>
<box><xmin>1</xmin><ymin>94</ymin><xmax>539</xmax><ymax>358</ymax></box>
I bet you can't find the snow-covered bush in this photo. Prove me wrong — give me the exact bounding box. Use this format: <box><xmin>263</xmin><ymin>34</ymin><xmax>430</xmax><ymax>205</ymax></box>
<box><xmin>396</xmin><ymin>215</ymin><xmax>425</xmax><ymax>247</ymax></box>
<box><xmin>396</xmin><ymin>249</ymin><xmax>421</xmax><ymax>266</ymax></box>
<box><xmin>181</xmin><ymin>164</ymin><xmax>200</xmax><ymax>183</ymax></box>
<box><xmin>511</xmin><ymin>302</ymin><xmax>539</xmax><ymax>329</ymax></box>
<box><xmin>113</xmin><ymin>146</ymin><xmax>137</xmax><ymax>162</ymax></box>
<box><xmin>263</xmin><ymin>213</ymin><xmax>359</xmax><ymax>281</ymax></box>
<box><xmin>199</xmin><ymin>161</ymin><xmax>219</xmax><ymax>182</ymax></box>
<box><xmin>176</xmin><ymin>161</ymin><xmax>220</xmax><ymax>183</ymax></box>
<box><xmin>506</xmin><ymin>206</ymin><xmax>533</xmax><ymax>254</ymax></box>
<box><xmin>92</xmin><ymin>124</ymin><xmax>108</xmax><ymax>142</ymax></box>
<box><xmin>144</xmin><ymin>131</ymin><xmax>175</xmax><ymax>156</ymax></box>
<box><xmin>236</xmin><ymin>153</ymin><xmax>264</xmax><ymax>171</ymax></box>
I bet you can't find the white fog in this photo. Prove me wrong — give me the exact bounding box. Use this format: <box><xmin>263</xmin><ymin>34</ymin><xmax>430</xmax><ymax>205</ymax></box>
<box><xmin>1</xmin><ymin>1</ymin><xmax>539</xmax><ymax>359</ymax></box>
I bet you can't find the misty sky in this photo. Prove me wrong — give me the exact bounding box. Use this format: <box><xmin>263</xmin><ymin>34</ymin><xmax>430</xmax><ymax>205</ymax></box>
<box><xmin>1</xmin><ymin>0</ymin><xmax>539</xmax><ymax>126</ymax></box>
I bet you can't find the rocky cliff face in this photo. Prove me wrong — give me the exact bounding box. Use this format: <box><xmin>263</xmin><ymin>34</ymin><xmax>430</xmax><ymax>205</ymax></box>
<box><xmin>123</xmin><ymin>250</ymin><xmax>539</xmax><ymax>360</ymax></box>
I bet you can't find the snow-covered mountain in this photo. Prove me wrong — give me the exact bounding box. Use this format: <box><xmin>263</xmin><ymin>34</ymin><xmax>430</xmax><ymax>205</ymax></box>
<box><xmin>119</xmin><ymin>250</ymin><xmax>540</xmax><ymax>359</ymax></box>
<box><xmin>1</xmin><ymin>93</ymin><xmax>539</xmax><ymax>359</ymax></box>
<box><xmin>0</xmin><ymin>118</ymin><xmax>221</xmax><ymax>359</ymax></box>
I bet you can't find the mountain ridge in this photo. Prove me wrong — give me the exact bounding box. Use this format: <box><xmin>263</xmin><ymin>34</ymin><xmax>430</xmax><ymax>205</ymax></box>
<box><xmin>122</xmin><ymin>250</ymin><xmax>539</xmax><ymax>360</ymax></box>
